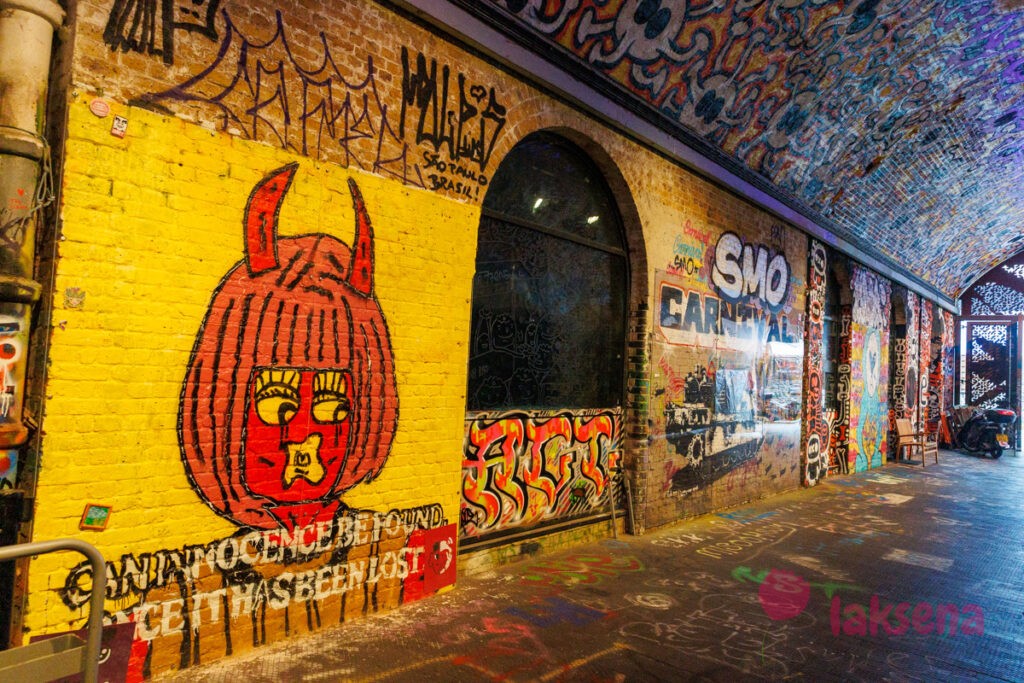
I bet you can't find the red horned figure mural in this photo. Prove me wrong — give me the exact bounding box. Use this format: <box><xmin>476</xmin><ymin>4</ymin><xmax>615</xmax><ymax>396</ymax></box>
<box><xmin>178</xmin><ymin>164</ymin><xmax>397</xmax><ymax>531</ymax></box>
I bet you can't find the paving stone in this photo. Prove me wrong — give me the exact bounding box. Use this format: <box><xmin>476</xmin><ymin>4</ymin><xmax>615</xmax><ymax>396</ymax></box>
<box><xmin>155</xmin><ymin>450</ymin><xmax>1024</xmax><ymax>682</ymax></box>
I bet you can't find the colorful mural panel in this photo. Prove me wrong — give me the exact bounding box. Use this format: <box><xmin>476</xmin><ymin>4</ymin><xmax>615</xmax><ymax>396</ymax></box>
<box><xmin>656</xmin><ymin>230</ymin><xmax>800</xmax><ymax>353</ymax></box>
<box><xmin>802</xmin><ymin>240</ymin><xmax>828</xmax><ymax>486</ymax></box>
<box><xmin>889</xmin><ymin>333</ymin><xmax>907</xmax><ymax>438</ymax></box>
<box><xmin>0</xmin><ymin>449</ymin><xmax>15</xmax><ymax>490</ymax></box>
<box><xmin>460</xmin><ymin>409</ymin><xmax>622</xmax><ymax>539</ymax></box>
<box><xmin>918</xmin><ymin>300</ymin><xmax>933</xmax><ymax>434</ymax></box>
<box><xmin>0</xmin><ymin>313</ymin><xmax>28</xmax><ymax>444</ymax></box>
<box><xmin>942</xmin><ymin>309</ymin><xmax>956</xmax><ymax>438</ymax></box>
<box><xmin>920</xmin><ymin>300</ymin><xmax>945</xmax><ymax>434</ymax></box>
<box><xmin>905</xmin><ymin>290</ymin><xmax>921</xmax><ymax>429</ymax></box>
<box><xmin>829</xmin><ymin>305</ymin><xmax>852</xmax><ymax>475</ymax></box>
<box><xmin>651</xmin><ymin>341</ymin><xmax>803</xmax><ymax>525</ymax></box>
<box><xmin>887</xmin><ymin>287</ymin><xmax>914</xmax><ymax>457</ymax></box>
<box><xmin>802</xmin><ymin>240</ymin><xmax>827</xmax><ymax>485</ymax></box>
<box><xmin>849</xmin><ymin>266</ymin><xmax>891</xmax><ymax>472</ymax></box>
<box><xmin>649</xmin><ymin>218</ymin><xmax>806</xmax><ymax>527</ymax></box>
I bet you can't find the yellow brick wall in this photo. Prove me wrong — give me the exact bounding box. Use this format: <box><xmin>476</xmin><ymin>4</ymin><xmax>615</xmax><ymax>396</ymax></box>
<box><xmin>27</xmin><ymin>100</ymin><xmax>476</xmax><ymax>670</ymax></box>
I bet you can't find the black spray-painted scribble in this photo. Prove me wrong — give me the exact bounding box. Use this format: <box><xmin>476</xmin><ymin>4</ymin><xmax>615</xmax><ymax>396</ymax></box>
<box><xmin>147</xmin><ymin>10</ymin><xmax>424</xmax><ymax>187</ymax></box>
<box><xmin>146</xmin><ymin>11</ymin><xmax>510</xmax><ymax>196</ymax></box>
<box><xmin>103</xmin><ymin>0</ymin><xmax>221</xmax><ymax>65</ymax></box>
<box><xmin>400</xmin><ymin>47</ymin><xmax>507</xmax><ymax>174</ymax></box>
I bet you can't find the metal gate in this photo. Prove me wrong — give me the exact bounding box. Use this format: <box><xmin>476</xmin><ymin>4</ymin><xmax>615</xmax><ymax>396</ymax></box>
<box><xmin>961</xmin><ymin>320</ymin><xmax>1019</xmax><ymax>410</ymax></box>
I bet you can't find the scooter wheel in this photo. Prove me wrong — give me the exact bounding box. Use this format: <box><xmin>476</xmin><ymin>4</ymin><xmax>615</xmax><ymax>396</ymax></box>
<box><xmin>991</xmin><ymin>448</ymin><xmax>1004</xmax><ymax>459</ymax></box>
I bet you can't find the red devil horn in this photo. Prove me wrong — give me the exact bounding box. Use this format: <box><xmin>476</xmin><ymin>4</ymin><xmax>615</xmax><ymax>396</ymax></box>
<box><xmin>347</xmin><ymin>178</ymin><xmax>374</xmax><ymax>296</ymax></box>
<box><xmin>245</xmin><ymin>163</ymin><xmax>298</xmax><ymax>275</ymax></box>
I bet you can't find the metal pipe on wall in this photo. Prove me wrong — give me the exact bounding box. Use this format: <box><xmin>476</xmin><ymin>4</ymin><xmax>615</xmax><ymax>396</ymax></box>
<box><xmin>0</xmin><ymin>0</ymin><xmax>64</xmax><ymax>466</ymax></box>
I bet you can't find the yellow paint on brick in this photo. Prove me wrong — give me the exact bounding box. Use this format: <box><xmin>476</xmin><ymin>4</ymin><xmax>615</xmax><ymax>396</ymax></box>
<box><xmin>26</xmin><ymin>103</ymin><xmax>476</xmax><ymax>638</ymax></box>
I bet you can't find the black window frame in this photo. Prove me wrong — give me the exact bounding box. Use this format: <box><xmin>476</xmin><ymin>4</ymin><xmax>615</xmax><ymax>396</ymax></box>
<box><xmin>466</xmin><ymin>132</ymin><xmax>629</xmax><ymax>411</ymax></box>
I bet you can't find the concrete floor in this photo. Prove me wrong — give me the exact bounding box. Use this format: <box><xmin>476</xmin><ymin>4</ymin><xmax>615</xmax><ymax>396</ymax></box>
<box><xmin>157</xmin><ymin>449</ymin><xmax>1024</xmax><ymax>682</ymax></box>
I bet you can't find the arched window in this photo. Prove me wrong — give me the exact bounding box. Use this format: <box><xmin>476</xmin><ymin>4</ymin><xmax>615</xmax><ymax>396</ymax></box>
<box><xmin>466</xmin><ymin>132</ymin><xmax>628</xmax><ymax>410</ymax></box>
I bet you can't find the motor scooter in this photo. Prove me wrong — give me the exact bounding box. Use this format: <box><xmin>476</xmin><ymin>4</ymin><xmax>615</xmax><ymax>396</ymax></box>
<box><xmin>957</xmin><ymin>407</ymin><xmax>1017</xmax><ymax>458</ymax></box>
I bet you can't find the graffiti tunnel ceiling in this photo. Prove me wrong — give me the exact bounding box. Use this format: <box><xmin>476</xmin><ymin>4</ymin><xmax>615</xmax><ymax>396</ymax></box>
<box><xmin>441</xmin><ymin>0</ymin><xmax>1024</xmax><ymax>302</ymax></box>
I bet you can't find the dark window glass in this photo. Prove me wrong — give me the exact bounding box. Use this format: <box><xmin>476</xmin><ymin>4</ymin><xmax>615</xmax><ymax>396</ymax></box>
<box><xmin>467</xmin><ymin>133</ymin><xmax>627</xmax><ymax>410</ymax></box>
<box><xmin>482</xmin><ymin>134</ymin><xmax>624</xmax><ymax>248</ymax></box>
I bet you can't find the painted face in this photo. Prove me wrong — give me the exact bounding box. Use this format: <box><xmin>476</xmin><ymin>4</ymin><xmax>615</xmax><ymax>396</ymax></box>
<box><xmin>244</xmin><ymin>368</ymin><xmax>354</xmax><ymax>502</ymax></box>
<box><xmin>179</xmin><ymin>164</ymin><xmax>398</xmax><ymax>531</ymax></box>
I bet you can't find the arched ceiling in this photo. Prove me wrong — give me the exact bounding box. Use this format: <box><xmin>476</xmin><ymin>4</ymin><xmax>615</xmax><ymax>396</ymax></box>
<box><xmin>440</xmin><ymin>0</ymin><xmax>1024</xmax><ymax>302</ymax></box>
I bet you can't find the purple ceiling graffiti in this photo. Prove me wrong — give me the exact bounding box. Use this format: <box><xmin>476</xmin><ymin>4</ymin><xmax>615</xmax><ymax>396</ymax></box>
<box><xmin>481</xmin><ymin>0</ymin><xmax>1024</xmax><ymax>298</ymax></box>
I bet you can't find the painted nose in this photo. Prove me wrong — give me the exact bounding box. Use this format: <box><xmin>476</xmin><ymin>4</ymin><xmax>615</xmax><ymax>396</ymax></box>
<box><xmin>283</xmin><ymin>433</ymin><xmax>325</xmax><ymax>487</ymax></box>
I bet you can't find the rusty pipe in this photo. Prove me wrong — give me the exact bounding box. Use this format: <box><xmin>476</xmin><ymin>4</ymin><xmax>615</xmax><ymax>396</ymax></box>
<box><xmin>0</xmin><ymin>0</ymin><xmax>64</xmax><ymax>448</ymax></box>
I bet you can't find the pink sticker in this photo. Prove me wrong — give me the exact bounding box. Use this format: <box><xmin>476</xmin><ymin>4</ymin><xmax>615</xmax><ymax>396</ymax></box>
<box><xmin>89</xmin><ymin>98</ymin><xmax>110</xmax><ymax>118</ymax></box>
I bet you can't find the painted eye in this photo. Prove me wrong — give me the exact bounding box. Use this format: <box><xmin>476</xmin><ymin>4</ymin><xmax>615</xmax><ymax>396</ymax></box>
<box><xmin>253</xmin><ymin>369</ymin><xmax>301</xmax><ymax>425</ymax></box>
<box><xmin>256</xmin><ymin>391</ymin><xmax>300</xmax><ymax>425</ymax></box>
<box><xmin>312</xmin><ymin>395</ymin><xmax>350</xmax><ymax>423</ymax></box>
<box><xmin>312</xmin><ymin>371</ymin><xmax>350</xmax><ymax>423</ymax></box>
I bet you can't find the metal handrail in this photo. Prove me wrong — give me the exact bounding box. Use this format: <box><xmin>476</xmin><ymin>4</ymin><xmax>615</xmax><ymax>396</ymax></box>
<box><xmin>0</xmin><ymin>538</ymin><xmax>104</xmax><ymax>683</ymax></box>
